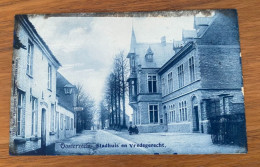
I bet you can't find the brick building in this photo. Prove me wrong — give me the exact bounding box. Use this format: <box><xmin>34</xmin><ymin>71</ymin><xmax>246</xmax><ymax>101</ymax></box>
<box><xmin>10</xmin><ymin>15</ymin><xmax>76</xmax><ymax>155</ymax></box>
<box><xmin>127</xmin><ymin>10</ymin><xmax>245</xmax><ymax>133</ymax></box>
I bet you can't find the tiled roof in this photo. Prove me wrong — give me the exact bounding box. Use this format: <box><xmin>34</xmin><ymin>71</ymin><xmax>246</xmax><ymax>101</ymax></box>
<box><xmin>17</xmin><ymin>15</ymin><xmax>62</xmax><ymax>68</ymax></box>
<box><xmin>194</xmin><ymin>17</ymin><xmax>212</xmax><ymax>27</ymax></box>
<box><xmin>182</xmin><ymin>30</ymin><xmax>197</xmax><ymax>39</ymax></box>
<box><xmin>56</xmin><ymin>72</ymin><xmax>75</xmax><ymax>112</ymax></box>
<box><xmin>134</xmin><ymin>42</ymin><xmax>175</xmax><ymax>68</ymax></box>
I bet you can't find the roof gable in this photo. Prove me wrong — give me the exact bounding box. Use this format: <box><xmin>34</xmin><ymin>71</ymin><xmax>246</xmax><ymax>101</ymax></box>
<box><xmin>16</xmin><ymin>15</ymin><xmax>62</xmax><ymax>68</ymax></box>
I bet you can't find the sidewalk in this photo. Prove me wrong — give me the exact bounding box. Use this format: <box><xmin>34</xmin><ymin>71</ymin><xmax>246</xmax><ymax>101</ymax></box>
<box><xmin>107</xmin><ymin>130</ymin><xmax>247</xmax><ymax>154</ymax></box>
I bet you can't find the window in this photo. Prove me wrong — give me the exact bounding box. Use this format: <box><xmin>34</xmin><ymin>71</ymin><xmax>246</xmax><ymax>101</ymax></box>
<box><xmin>169</xmin><ymin>105</ymin><xmax>175</xmax><ymax>123</ymax></box>
<box><xmin>71</xmin><ymin>118</ymin><xmax>73</xmax><ymax>130</ymax></box>
<box><xmin>31</xmin><ymin>97</ymin><xmax>38</xmax><ymax>136</ymax></box>
<box><xmin>184</xmin><ymin>101</ymin><xmax>187</xmax><ymax>121</ymax></box>
<box><xmin>179</xmin><ymin>102</ymin><xmax>183</xmax><ymax>121</ymax></box>
<box><xmin>131</xmin><ymin>80</ymin><xmax>136</xmax><ymax>96</ymax></box>
<box><xmin>55</xmin><ymin>112</ymin><xmax>59</xmax><ymax>131</ymax></box>
<box><xmin>160</xmin><ymin>118</ymin><xmax>163</xmax><ymax>124</ymax></box>
<box><xmin>17</xmin><ymin>90</ymin><xmax>25</xmax><ymax>136</ymax></box>
<box><xmin>179</xmin><ymin>101</ymin><xmax>188</xmax><ymax>122</ymax></box>
<box><xmin>131</xmin><ymin>58</ymin><xmax>135</xmax><ymax>67</ymax></box>
<box><xmin>173</xmin><ymin>110</ymin><xmax>176</xmax><ymax>122</ymax></box>
<box><xmin>27</xmin><ymin>40</ymin><xmax>33</xmax><ymax>76</ymax></box>
<box><xmin>168</xmin><ymin>72</ymin><xmax>173</xmax><ymax>93</ymax></box>
<box><xmin>161</xmin><ymin>78</ymin><xmax>165</xmax><ymax>96</ymax></box>
<box><xmin>131</xmin><ymin>58</ymin><xmax>135</xmax><ymax>71</ymax></box>
<box><xmin>146</xmin><ymin>54</ymin><xmax>153</xmax><ymax>61</ymax></box>
<box><xmin>66</xmin><ymin>116</ymin><xmax>70</xmax><ymax>130</ymax></box>
<box><xmin>169</xmin><ymin>106</ymin><xmax>172</xmax><ymax>122</ymax></box>
<box><xmin>48</xmin><ymin>64</ymin><xmax>52</xmax><ymax>90</ymax></box>
<box><xmin>189</xmin><ymin>57</ymin><xmax>195</xmax><ymax>82</ymax></box>
<box><xmin>149</xmin><ymin>105</ymin><xmax>158</xmax><ymax>123</ymax></box>
<box><xmin>50</xmin><ymin>104</ymin><xmax>55</xmax><ymax>132</ymax></box>
<box><xmin>223</xmin><ymin>97</ymin><xmax>230</xmax><ymax>114</ymax></box>
<box><xmin>148</xmin><ymin>74</ymin><xmax>157</xmax><ymax>93</ymax></box>
<box><xmin>60</xmin><ymin>114</ymin><xmax>64</xmax><ymax>130</ymax></box>
<box><xmin>178</xmin><ymin>64</ymin><xmax>184</xmax><ymax>88</ymax></box>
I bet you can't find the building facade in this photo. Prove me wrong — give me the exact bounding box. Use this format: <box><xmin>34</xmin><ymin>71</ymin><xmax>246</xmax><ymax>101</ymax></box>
<box><xmin>10</xmin><ymin>15</ymin><xmax>76</xmax><ymax>155</ymax></box>
<box><xmin>127</xmin><ymin>10</ymin><xmax>245</xmax><ymax>133</ymax></box>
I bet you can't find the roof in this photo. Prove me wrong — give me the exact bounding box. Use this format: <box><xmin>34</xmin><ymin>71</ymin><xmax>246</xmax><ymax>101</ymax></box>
<box><xmin>158</xmin><ymin>41</ymin><xmax>195</xmax><ymax>74</ymax></box>
<box><xmin>16</xmin><ymin>15</ymin><xmax>62</xmax><ymax>68</ymax></box>
<box><xmin>194</xmin><ymin>17</ymin><xmax>212</xmax><ymax>27</ymax></box>
<box><xmin>56</xmin><ymin>72</ymin><xmax>75</xmax><ymax>112</ymax></box>
<box><xmin>182</xmin><ymin>30</ymin><xmax>197</xmax><ymax>39</ymax></box>
<box><xmin>159</xmin><ymin>10</ymin><xmax>235</xmax><ymax>74</ymax></box>
<box><xmin>196</xmin><ymin>10</ymin><xmax>239</xmax><ymax>45</ymax></box>
<box><xmin>173</xmin><ymin>40</ymin><xmax>184</xmax><ymax>49</ymax></box>
<box><xmin>134</xmin><ymin>42</ymin><xmax>175</xmax><ymax>68</ymax></box>
<box><xmin>194</xmin><ymin>14</ymin><xmax>215</xmax><ymax>38</ymax></box>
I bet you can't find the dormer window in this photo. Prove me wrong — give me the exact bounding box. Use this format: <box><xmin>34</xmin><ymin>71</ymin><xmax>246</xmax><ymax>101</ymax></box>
<box><xmin>145</xmin><ymin>46</ymin><xmax>153</xmax><ymax>62</ymax></box>
<box><xmin>131</xmin><ymin>57</ymin><xmax>136</xmax><ymax>73</ymax></box>
<box><xmin>64</xmin><ymin>84</ymin><xmax>74</xmax><ymax>95</ymax></box>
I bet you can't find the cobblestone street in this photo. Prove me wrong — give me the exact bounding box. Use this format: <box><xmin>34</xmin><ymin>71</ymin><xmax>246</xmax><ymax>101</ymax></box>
<box><xmin>51</xmin><ymin>130</ymin><xmax>246</xmax><ymax>155</ymax></box>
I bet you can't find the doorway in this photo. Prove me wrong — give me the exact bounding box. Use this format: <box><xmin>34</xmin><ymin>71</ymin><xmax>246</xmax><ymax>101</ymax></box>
<box><xmin>193</xmin><ymin>106</ymin><xmax>199</xmax><ymax>132</ymax></box>
<box><xmin>165</xmin><ymin>113</ymin><xmax>168</xmax><ymax>125</ymax></box>
<box><xmin>41</xmin><ymin>109</ymin><xmax>46</xmax><ymax>149</ymax></box>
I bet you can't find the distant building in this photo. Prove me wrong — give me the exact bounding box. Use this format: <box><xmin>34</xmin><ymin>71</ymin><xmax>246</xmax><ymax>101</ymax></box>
<box><xmin>127</xmin><ymin>10</ymin><xmax>245</xmax><ymax>133</ymax></box>
<box><xmin>10</xmin><ymin>15</ymin><xmax>76</xmax><ymax>155</ymax></box>
<box><xmin>56</xmin><ymin>72</ymin><xmax>77</xmax><ymax>139</ymax></box>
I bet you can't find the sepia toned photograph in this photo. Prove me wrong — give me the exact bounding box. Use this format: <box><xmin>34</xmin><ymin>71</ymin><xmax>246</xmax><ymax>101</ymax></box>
<box><xmin>9</xmin><ymin>9</ymin><xmax>247</xmax><ymax>155</ymax></box>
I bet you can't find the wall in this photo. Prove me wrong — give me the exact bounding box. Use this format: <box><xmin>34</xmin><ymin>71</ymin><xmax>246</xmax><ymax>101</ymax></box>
<box><xmin>55</xmin><ymin>105</ymin><xmax>76</xmax><ymax>142</ymax></box>
<box><xmin>8</xmin><ymin>17</ymin><xmax>77</xmax><ymax>154</ymax></box>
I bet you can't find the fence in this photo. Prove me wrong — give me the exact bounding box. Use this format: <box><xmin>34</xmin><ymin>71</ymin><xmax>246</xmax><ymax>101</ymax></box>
<box><xmin>208</xmin><ymin>113</ymin><xmax>247</xmax><ymax>147</ymax></box>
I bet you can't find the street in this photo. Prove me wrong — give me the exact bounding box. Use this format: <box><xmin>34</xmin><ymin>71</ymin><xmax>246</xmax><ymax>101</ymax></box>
<box><xmin>51</xmin><ymin>130</ymin><xmax>246</xmax><ymax>155</ymax></box>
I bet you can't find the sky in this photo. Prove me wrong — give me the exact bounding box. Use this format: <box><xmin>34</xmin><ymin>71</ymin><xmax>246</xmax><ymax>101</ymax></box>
<box><xmin>29</xmin><ymin>13</ymin><xmax>202</xmax><ymax>117</ymax></box>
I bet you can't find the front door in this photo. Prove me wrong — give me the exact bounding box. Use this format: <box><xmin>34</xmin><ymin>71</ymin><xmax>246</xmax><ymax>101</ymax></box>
<box><xmin>41</xmin><ymin>109</ymin><xmax>46</xmax><ymax>149</ymax></box>
<box><xmin>193</xmin><ymin>106</ymin><xmax>199</xmax><ymax>132</ymax></box>
<box><xmin>165</xmin><ymin>113</ymin><xmax>168</xmax><ymax>125</ymax></box>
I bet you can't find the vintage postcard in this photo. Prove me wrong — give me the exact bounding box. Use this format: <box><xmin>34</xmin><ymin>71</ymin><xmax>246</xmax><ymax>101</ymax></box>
<box><xmin>9</xmin><ymin>9</ymin><xmax>247</xmax><ymax>155</ymax></box>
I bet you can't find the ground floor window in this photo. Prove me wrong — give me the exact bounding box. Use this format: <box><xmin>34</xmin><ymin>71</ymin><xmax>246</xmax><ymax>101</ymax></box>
<box><xmin>17</xmin><ymin>90</ymin><xmax>25</xmax><ymax>136</ymax></box>
<box><xmin>71</xmin><ymin>118</ymin><xmax>73</xmax><ymax>130</ymax></box>
<box><xmin>31</xmin><ymin>97</ymin><xmax>38</xmax><ymax>136</ymax></box>
<box><xmin>168</xmin><ymin>105</ymin><xmax>176</xmax><ymax>123</ymax></box>
<box><xmin>149</xmin><ymin>104</ymin><xmax>158</xmax><ymax>123</ymax></box>
<box><xmin>66</xmin><ymin>116</ymin><xmax>70</xmax><ymax>130</ymax></box>
<box><xmin>55</xmin><ymin>112</ymin><xmax>59</xmax><ymax>131</ymax></box>
<box><xmin>179</xmin><ymin>101</ymin><xmax>188</xmax><ymax>122</ymax></box>
<box><xmin>60</xmin><ymin>114</ymin><xmax>64</xmax><ymax>130</ymax></box>
<box><xmin>169</xmin><ymin>110</ymin><xmax>176</xmax><ymax>123</ymax></box>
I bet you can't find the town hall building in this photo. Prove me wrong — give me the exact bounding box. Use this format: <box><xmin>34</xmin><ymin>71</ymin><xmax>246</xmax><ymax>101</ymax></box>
<box><xmin>127</xmin><ymin>10</ymin><xmax>245</xmax><ymax>133</ymax></box>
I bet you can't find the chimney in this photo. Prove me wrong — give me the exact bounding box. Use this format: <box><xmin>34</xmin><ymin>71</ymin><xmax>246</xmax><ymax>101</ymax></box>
<box><xmin>161</xmin><ymin>36</ymin><xmax>166</xmax><ymax>46</ymax></box>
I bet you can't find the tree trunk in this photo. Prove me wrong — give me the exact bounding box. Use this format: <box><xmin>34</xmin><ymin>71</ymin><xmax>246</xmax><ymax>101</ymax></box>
<box><xmin>110</xmin><ymin>87</ymin><xmax>114</xmax><ymax>127</ymax></box>
<box><xmin>122</xmin><ymin>63</ymin><xmax>127</xmax><ymax>128</ymax></box>
<box><xmin>114</xmin><ymin>75</ymin><xmax>118</xmax><ymax>127</ymax></box>
<box><xmin>117</xmin><ymin>71</ymin><xmax>121</xmax><ymax>128</ymax></box>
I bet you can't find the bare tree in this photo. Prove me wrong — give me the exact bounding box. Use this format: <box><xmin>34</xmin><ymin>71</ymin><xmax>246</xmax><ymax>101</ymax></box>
<box><xmin>99</xmin><ymin>100</ymin><xmax>110</xmax><ymax>129</ymax></box>
<box><xmin>102</xmin><ymin>51</ymin><xmax>129</xmax><ymax>130</ymax></box>
<box><xmin>76</xmin><ymin>84</ymin><xmax>95</xmax><ymax>132</ymax></box>
<box><xmin>117</xmin><ymin>52</ymin><xmax>129</xmax><ymax>128</ymax></box>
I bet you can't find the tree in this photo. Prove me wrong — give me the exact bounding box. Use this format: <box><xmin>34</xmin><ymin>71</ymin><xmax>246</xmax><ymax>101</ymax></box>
<box><xmin>76</xmin><ymin>84</ymin><xmax>95</xmax><ymax>132</ymax></box>
<box><xmin>116</xmin><ymin>52</ymin><xmax>128</xmax><ymax>128</ymax></box>
<box><xmin>99</xmin><ymin>100</ymin><xmax>110</xmax><ymax>129</ymax></box>
<box><xmin>102</xmin><ymin>51</ymin><xmax>129</xmax><ymax>130</ymax></box>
